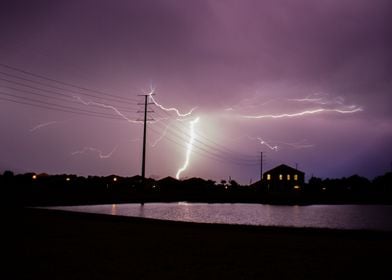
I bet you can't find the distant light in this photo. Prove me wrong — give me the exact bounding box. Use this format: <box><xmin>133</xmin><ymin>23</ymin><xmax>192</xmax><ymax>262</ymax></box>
<box><xmin>113</xmin><ymin>177</ymin><xmax>117</xmax><ymax>182</ymax></box>
<box><xmin>225</xmin><ymin>186</ymin><xmax>228</xmax><ymax>190</ymax></box>
<box><xmin>32</xmin><ymin>174</ymin><xmax>37</xmax><ymax>180</ymax></box>
<box><xmin>294</xmin><ymin>185</ymin><xmax>300</xmax><ymax>190</ymax></box>
<box><xmin>66</xmin><ymin>177</ymin><xmax>70</xmax><ymax>181</ymax></box>
<box><xmin>178</xmin><ymin>202</ymin><xmax>188</xmax><ymax>205</ymax></box>
<box><xmin>322</xmin><ymin>187</ymin><xmax>326</xmax><ymax>191</ymax></box>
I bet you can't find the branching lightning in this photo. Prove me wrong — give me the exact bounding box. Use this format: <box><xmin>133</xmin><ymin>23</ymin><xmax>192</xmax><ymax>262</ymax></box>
<box><xmin>279</xmin><ymin>139</ymin><xmax>315</xmax><ymax>149</ymax></box>
<box><xmin>143</xmin><ymin>86</ymin><xmax>201</xmax><ymax>177</ymax></box>
<box><xmin>73</xmin><ymin>96</ymin><xmax>141</xmax><ymax>123</ymax></box>
<box><xmin>72</xmin><ymin>87</ymin><xmax>362</xmax><ymax>179</ymax></box>
<box><xmin>76</xmin><ymin>86</ymin><xmax>201</xmax><ymax>177</ymax></box>
<box><xmin>288</xmin><ymin>93</ymin><xmax>345</xmax><ymax>105</ymax></box>
<box><xmin>71</xmin><ymin>146</ymin><xmax>118</xmax><ymax>159</ymax></box>
<box><xmin>176</xmin><ymin>117</ymin><xmax>200</xmax><ymax>179</ymax></box>
<box><xmin>246</xmin><ymin>135</ymin><xmax>278</xmax><ymax>151</ymax></box>
<box><xmin>256</xmin><ymin>137</ymin><xmax>278</xmax><ymax>151</ymax></box>
<box><xmin>29</xmin><ymin>121</ymin><xmax>58</xmax><ymax>132</ymax></box>
<box><xmin>147</xmin><ymin>88</ymin><xmax>196</xmax><ymax>117</ymax></box>
<box><xmin>241</xmin><ymin>107</ymin><xmax>363</xmax><ymax>119</ymax></box>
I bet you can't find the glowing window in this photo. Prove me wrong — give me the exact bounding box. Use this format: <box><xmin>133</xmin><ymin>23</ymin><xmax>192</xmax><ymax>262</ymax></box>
<box><xmin>267</xmin><ymin>174</ymin><xmax>271</xmax><ymax>180</ymax></box>
<box><xmin>279</xmin><ymin>174</ymin><xmax>283</xmax><ymax>180</ymax></box>
<box><xmin>287</xmin><ymin>174</ymin><xmax>291</xmax><ymax>180</ymax></box>
<box><xmin>294</xmin><ymin>174</ymin><xmax>298</xmax><ymax>181</ymax></box>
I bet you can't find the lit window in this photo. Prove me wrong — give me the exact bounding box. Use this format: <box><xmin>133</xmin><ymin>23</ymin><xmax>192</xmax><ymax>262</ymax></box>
<box><xmin>267</xmin><ymin>174</ymin><xmax>271</xmax><ymax>180</ymax></box>
<box><xmin>287</xmin><ymin>174</ymin><xmax>291</xmax><ymax>180</ymax></box>
<box><xmin>279</xmin><ymin>174</ymin><xmax>283</xmax><ymax>180</ymax></box>
<box><xmin>294</xmin><ymin>174</ymin><xmax>298</xmax><ymax>181</ymax></box>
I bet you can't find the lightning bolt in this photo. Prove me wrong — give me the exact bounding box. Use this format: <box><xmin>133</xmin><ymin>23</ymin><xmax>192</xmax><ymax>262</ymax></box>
<box><xmin>288</xmin><ymin>93</ymin><xmax>345</xmax><ymax>105</ymax></box>
<box><xmin>279</xmin><ymin>140</ymin><xmax>315</xmax><ymax>149</ymax></box>
<box><xmin>228</xmin><ymin>92</ymin><xmax>362</xmax><ymax>120</ymax></box>
<box><xmin>241</xmin><ymin>107</ymin><xmax>363</xmax><ymax>119</ymax></box>
<box><xmin>176</xmin><ymin>117</ymin><xmax>200</xmax><ymax>180</ymax></box>
<box><xmin>256</xmin><ymin>137</ymin><xmax>278</xmax><ymax>151</ymax></box>
<box><xmin>71</xmin><ymin>146</ymin><xmax>118</xmax><ymax>159</ymax></box>
<box><xmin>143</xmin><ymin>86</ymin><xmax>200</xmax><ymax>177</ymax></box>
<box><xmin>246</xmin><ymin>135</ymin><xmax>278</xmax><ymax>151</ymax></box>
<box><xmin>29</xmin><ymin>121</ymin><xmax>58</xmax><ymax>132</ymax></box>
<box><xmin>73</xmin><ymin>96</ymin><xmax>141</xmax><ymax>123</ymax></box>
<box><xmin>224</xmin><ymin>98</ymin><xmax>277</xmax><ymax>113</ymax></box>
<box><xmin>147</xmin><ymin>87</ymin><xmax>197</xmax><ymax>117</ymax></box>
<box><xmin>288</xmin><ymin>97</ymin><xmax>325</xmax><ymax>103</ymax></box>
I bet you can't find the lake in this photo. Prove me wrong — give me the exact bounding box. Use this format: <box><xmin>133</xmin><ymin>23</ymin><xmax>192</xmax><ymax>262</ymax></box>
<box><xmin>48</xmin><ymin>203</ymin><xmax>392</xmax><ymax>231</ymax></box>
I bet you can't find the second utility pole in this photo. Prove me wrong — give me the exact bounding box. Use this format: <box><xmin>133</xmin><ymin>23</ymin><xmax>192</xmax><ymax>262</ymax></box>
<box><xmin>260</xmin><ymin>151</ymin><xmax>263</xmax><ymax>182</ymax></box>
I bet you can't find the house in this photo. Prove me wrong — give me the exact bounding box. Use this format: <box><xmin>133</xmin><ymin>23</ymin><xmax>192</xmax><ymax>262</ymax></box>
<box><xmin>158</xmin><ymin>176</ymin><xmax>181</xmax><ymax>191</ymax></box>
<box><xmin>263</xmin><ymin>164</ymin><xmax>305</xmax><ymax>192</ymax></box>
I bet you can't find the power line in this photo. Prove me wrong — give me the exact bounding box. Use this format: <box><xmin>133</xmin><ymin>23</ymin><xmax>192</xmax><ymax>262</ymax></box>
<box><xmin>150</xmin><ymin>117</ymin><xmax>259</xmax><ymax>163</ymax></box>
<box><xmin>0</xmin><ymin>83</ymin><xmax>139</xmax><ymax>113</ymax></box>
<box><xmin>0</xmin><ymin>71</ymin><xmax>139</xmax><ymax>106</ymax></box>
<box><xmin>0</xmin><ymin>63</ymin><xmax>139</xmax><ymax>103</ymax></box>
<box><xmin>0</xmin><ymin>42</ymin><xmax>138</xmax><ymax>95</ymax></box>
<box><xmin>148</xmin><ymin>125</ymin><xmax>258</xmax><ymax>166</ymax></box>
<box><xmin>153</xmin><ymin>109</ymin><xmax>259</xmax><ymax>160</ymax></box>
<box><xmin>0</xmin><ymin>95</ymin><xmax>128</xmax><ymax>120</ymax></box>
<box><xmin>0</xmin><ymin>62</ymin><xmax>259</xmax><ymax>171</ymax></box>
<box><xmin>149</xmin><ymin>120</ymin><xmax>259</xmax><ymax>165</ymax></box>
<box><xmin>0</xmin><ymin>90</ymin><xmax>140</xmax><ymax>121</ymax></box>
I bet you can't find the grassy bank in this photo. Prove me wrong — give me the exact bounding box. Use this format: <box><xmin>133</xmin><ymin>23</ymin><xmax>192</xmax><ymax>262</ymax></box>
<box><xmin>18</xmin><ymin>208</ymin><xmax>391</xmax><ymax>279</ymax></box>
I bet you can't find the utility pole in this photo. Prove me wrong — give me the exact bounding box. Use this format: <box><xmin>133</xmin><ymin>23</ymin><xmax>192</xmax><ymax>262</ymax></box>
<box><xmin>137</xmin><ymin>94</ymin><xmax>154</xmax><ymax>180</ymax></box>
<box><xmin>260</xmin><ymin>152</ymin><xmax>263</xmax><ymax>182</ymax></box>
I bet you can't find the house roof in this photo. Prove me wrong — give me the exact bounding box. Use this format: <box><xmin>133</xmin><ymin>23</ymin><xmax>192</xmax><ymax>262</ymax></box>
<box><xmin>158</xmin><ymin>176</ymin><xmax>179</xmax><ymax>184</ymax></box>
<box><xmin>264</xmin><ymin>164</ymin><xmax>304</xmax><ymax>175</ymax></box>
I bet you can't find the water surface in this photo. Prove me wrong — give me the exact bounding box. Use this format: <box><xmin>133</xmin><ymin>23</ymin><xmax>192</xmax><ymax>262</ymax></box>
<box><xmin>49</xmin><ymin>203</ymin><xmax>392</xmax><ymax>231</ymax></box>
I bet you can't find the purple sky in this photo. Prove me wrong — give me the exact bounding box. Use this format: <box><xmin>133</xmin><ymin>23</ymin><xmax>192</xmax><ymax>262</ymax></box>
<box><xmin>0</xmin><ymin>0</ymin><xmax>391</xmax><ymax>183</ymax></box>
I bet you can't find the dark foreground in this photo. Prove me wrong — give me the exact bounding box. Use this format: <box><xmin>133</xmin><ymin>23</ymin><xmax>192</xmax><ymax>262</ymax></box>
<box><xmin>18</xmin><ymin>208</ymin><xmax>391</xmax><ymax>279</ymax></box>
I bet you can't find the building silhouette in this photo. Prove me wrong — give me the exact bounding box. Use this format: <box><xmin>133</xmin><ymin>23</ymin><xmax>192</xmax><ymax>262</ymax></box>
<box><xmin>263</xmin><ymin>164</ymin><xmax>305</xmax><ymax>192</ymax></box>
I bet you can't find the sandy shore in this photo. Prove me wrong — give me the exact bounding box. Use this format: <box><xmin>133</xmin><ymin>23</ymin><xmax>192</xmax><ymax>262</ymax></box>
<box><xmin>18</xmin><ymin>207</ymin><xmax>391</xmax><ymax>279</ymax></box>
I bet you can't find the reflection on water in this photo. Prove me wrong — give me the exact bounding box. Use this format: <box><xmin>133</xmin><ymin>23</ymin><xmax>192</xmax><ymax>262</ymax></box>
<box><xmin>48</xmin><ymin>203</ymin><xmax>392</xmax><ymax>231</ymax></box>
<box><xmin>111</xmin><ymin>204</ymin><xmax>117</xmax><ymax>215</ymax></box>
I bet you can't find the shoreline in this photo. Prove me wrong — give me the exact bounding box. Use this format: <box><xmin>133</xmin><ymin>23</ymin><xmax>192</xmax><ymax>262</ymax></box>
<box><xmin>19</xmin><ymin>197</ymin><xmax>392</xmax><ymax>207</ymax></box>
<box><xmin>18</xmin><ymin>207</ymin><xmax>392</xmax><ymax>279</ymax></box>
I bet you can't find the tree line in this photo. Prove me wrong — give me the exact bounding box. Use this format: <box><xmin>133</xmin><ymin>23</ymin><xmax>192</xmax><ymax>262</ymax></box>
<box><xmin>1</xmin><ymin>170</ymin><xmax>391</xmax><ymax>207</ymax></box>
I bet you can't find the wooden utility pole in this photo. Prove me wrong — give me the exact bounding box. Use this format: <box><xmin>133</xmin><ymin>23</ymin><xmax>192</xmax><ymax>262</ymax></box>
<box><xmin>260</xmin><ymin>152</ymin><xmax>263</xmax><ymax>181</ymax></box>
<box><xmin>138</xmin><ymin>94</ymin><xmax>154</xmax><ymax>180</ymax></box>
